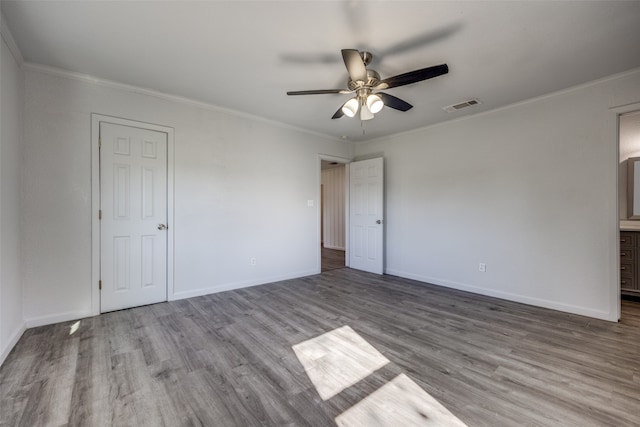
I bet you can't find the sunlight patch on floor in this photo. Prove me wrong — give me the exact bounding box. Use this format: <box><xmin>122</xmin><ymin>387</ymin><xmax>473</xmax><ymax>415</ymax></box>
<box><xmin>292</xmin><ymin>325</ymin><xmax>389</xmax><ymax>400</ymax></box>
<box><xmin>335</xmin><ymin>373</ymin><xmax>468</xmax><ymax>427</ymax></box>
<box><xmin>69</xmin><ymin>321</ymin><xmax>80</xmax><ymax>335</ymax></box>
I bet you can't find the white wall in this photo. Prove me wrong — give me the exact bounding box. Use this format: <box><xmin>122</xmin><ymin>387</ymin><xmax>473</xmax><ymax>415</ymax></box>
<box><xmin>12</xmin><ymin>57</ymin><xmax>640</xmax><ymax>337</ymax></box>
<box><xmin>356</xmin><ymin>70</ymin><xmax>640</xmax><ymax>321</ymax></box>
<box><xmin>322</xmin><ymin>165</ymin><xmax>346</xmax><ymax>250</ymax></box>
<box><xmin>0</xmin><ymin>30</ymin><xmax>25</xmax><ymax>364</ymax></box>
<box><xmin>22</xmin><ymin>67</ymin><xmax>353</xmax><ymax>326</ymax></box>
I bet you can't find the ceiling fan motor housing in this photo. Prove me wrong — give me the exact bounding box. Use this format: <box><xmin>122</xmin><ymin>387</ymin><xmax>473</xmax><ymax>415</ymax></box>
<box><xmin>348</xmin><ymin>69</ymin><xmax>381</xmax><ymax>91</ymax></box>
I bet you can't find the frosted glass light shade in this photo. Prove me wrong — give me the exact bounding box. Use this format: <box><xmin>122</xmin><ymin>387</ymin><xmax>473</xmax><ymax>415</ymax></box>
<box><xmin>360</xmin><ymin>104</ymin><xmax>374</xmax><ymax>121</ymax></box>
<box><xmin>366</xmin><ymin>94</ymin><xmax>384</xmax><ymax>113</ymax></box>
<box><xmin>342</xmin><ymin>98</ymin><xmax>359</xmax><ymax>117</ymax></box>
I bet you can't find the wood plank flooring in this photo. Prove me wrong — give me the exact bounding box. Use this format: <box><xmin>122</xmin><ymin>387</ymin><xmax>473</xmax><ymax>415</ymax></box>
<box><xmin>1</xmin><ymin>269</ymin><xmax>640</xmax><ymax>426</ymax></box>
<box><xmin>321</xmin><ymin>247</ymin><xmax>345</xmax><ymax>272</ymax></box>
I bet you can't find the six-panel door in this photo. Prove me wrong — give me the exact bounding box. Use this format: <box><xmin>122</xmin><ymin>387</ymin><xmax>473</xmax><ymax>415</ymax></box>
<box><xmin>100</xmin><ymin>122</ymin><xmax>168</xmax><ymax>312</ymax></box>
<box><xmin>349</xmin><ymin>157</ymin><xmax>384</xmax><ymax>274</ymax></box>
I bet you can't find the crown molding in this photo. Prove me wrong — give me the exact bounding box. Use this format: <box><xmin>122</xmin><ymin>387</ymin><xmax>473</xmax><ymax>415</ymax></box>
<box><xmin>0</xmin><ymin>13</ymin><xmax>24</xmax><ymax>66</ymax></box>
<box><xmin>358</xmin><ymin>66</ymin><xmax>640</xmax><ymax>146</ymax></box>
<box><xmin>21</xmin><ymin>62</ymin><xmax>342</xmax><ymax>143</ymax></box>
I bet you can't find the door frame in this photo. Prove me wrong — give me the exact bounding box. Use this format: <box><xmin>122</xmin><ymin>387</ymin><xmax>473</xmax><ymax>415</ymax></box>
<box><xmin>613</xmin><ymin>102</ymin><xmax>640</xmax><ymax>321</ymax></box>
<box><xmin>318</xmin><ymin>154</ymin><xmax>352</xmax><ymax>273</ymax></box>
<box><xmin>91</xmin><ymin>114</ymin><xmax>175</xmax><ymax>315</ymax></box>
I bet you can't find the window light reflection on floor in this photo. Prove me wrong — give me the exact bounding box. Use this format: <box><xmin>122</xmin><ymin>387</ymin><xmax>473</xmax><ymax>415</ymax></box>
<box><xmin>293</xmin><ymin>325</ymin><xmax>468</xmax><ymax>426</ymax></box>
<box><xmin>292</xmin><ymin>325</ymin><xmax>389</xmax><ymax>400</ymax></box>
<box><xmin>69</xmin><ymin>321</ymin><xmax>80</xmax><ymax>335</ymax></box>
<box><xmin>335</xmin><ymin>373</ymin><xmax>468</xmax><ymax>427</ymax></box>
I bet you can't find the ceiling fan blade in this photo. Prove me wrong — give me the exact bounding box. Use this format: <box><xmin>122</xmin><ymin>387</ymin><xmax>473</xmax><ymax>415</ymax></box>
<box><xmin>378</xmin><ymin>92</ymin><xmax>413</xmax><ymax>112</ymax></box>
<box><xmin>287</xmin><ymin>89</ymin><xmax>348</xmax><ymax>95</ymax></box>
<box><xmin>341</xmin><ymin>49</ymin><xmax>368</xmax><ymax>82</ymax></box>
<box><xmin>378</xmin><ymin>64</ymin><xmax>448</xmax><ymax>89</ymax></box>
<box><xmin>331</xmin><ymin>106</ymin><xmax>345</xmax><ymax>119</ymax></box>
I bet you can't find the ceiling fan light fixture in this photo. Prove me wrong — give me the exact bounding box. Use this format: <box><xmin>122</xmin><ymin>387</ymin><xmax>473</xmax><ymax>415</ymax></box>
<box><xmin>366</xmin><ymin>94</ymin><xmax>384</xmax><ymax>114</ymax></box>
<box><xmin>360</xmin><ymin>100</ymin><xmax>375</xmax><ymax>121</ymax></box>
<box><xmin>286</xmin><ymin>48</ymin><xmax>449</xmax><ymax>121</ymax></box>
<box><xmin>342</xmin><ymin>97</ymin><xmax>359</xmax><ymax>118</ymax></box>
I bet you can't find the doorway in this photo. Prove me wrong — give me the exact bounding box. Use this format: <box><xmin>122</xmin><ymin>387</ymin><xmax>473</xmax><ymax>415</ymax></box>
<box><xmin>321</xmin><ymin>159</ymin><xmax>347</xmax><ymax>272</ymax></box>
<box><xmin>619</xmin><ymin>109</ymin><xmax>640</xmax><ymax>307</ymax></box>
<box><xmin>318</xmin><ymin>156</ymin><xmax>386</xmax><ymax>274</ymax></box>
<box><xmin>91</xmin><ymin>115</ymin><xmax>175</xmax><ymax>315</ymax></box>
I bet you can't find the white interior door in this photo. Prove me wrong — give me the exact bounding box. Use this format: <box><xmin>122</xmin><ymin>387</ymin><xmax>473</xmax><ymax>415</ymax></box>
<box><xmin>349</xmin><ymin>157</ymin><xmax>384</xmax><ymax>274</ymax></box>
<box><xmin>100</xmin><ymin>122</ymin><xmax>168</xmax><ymax>312</ymax></box>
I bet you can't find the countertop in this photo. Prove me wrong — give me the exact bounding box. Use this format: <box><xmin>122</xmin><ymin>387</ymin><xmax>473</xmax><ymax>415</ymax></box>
<box><xmin>620</xmin><ymin>220</ymin><xmax>640</xmax><ymax>231</ymax></box>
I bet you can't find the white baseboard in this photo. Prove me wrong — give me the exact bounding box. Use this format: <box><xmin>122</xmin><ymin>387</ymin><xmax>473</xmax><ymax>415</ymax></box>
<box><xmin>0</xmin><ymin>322</ymin><xmax>26</xmax><ymax>367</ymax></box>
<box><xmin>24</xmin><ymin>310</ymin><xmax>94</xmax><ymax>329</ymax></box>
<box><xmin>323</xmin><ymin>245</ymin><xmax>345</xmax><ymax>251</ymax></box>
<box><xmin>21</xmin><ymin>270</ymin><xmax>320</xmax><ymax>329</ymax></box>
<box><xmin>385</xmin><ymin>269</ymin><xmax>615</xmax><ymax>322</ymax></box>
<box><xmin>171</xmin><ymin>269</ymin><xmax>319</xmax><ymax>301</ymax></box>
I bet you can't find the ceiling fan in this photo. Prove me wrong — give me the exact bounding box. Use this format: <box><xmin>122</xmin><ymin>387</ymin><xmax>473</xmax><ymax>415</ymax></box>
<box><xmin>286</xmin><ymin>49</ymin><xmax>448</xmax><ymax>121</ymax></box>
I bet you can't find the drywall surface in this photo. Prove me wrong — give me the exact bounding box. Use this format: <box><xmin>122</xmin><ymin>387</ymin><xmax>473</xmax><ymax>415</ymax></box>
<box><xmin>22</xmin><ymin>68</ymin><xmax>352</xmax><ymax>325</ymax></box>
<box><xmin>0</xmin><ymin>35</ymin><xmax>24</xmax><ymax>364</ymax></box>
<box><xmin>356</xmin><ymin>70</ymin><xmax>640</xmax><ymax>321</ymax></box>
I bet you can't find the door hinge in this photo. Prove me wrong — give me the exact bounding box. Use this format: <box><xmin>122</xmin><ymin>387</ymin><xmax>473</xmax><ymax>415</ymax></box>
<box><xmin>99</xmin><ymin>210</ymin><xmax>102</xmax><ymax>220</ymax></box>
<box><xmin>99</xmin><ymin>280</ymin><xmax>102</xmax><ymax>290</ymax></box>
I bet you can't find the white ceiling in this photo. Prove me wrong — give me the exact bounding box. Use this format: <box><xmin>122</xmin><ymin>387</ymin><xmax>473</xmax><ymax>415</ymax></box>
<box><xmin>3</xmin><ymin>1</ymin><xmax>640</xmax><ymax>142</ymax></box>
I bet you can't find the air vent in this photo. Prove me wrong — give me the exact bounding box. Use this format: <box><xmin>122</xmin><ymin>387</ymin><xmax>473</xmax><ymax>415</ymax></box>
<box><xmin>443</xmin><ymin>98</ymin><xmax>481</xmax><ymax>113</ymax></box>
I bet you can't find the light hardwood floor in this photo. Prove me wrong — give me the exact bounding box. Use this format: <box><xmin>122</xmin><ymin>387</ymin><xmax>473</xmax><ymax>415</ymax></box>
<box><xmin>1</xmin><ymin>269</ymin><xmax>639</xmax><ymax>426</ymax></box>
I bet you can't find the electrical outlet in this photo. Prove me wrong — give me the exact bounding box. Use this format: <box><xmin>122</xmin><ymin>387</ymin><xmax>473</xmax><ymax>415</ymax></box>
<box><xmin>250</xmin><ymin>257</ymin><xmax>257</xmax><ymax>266</ymax></box>
<box><xmin>479</xmin><ymin>263</ymin><xmax>486</xmax><ymax>272</ymax></box>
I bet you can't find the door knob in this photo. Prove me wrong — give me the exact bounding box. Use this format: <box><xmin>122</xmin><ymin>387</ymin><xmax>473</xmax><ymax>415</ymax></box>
<box><xmin>157</xmin><ymin>224</ymin><xmax>167</xmax><ymax>230</ymax></box>
<box><xmin>376</xmin><ymin>220</ymin><xmax>382</xmax><ymax>224</ymax></box>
